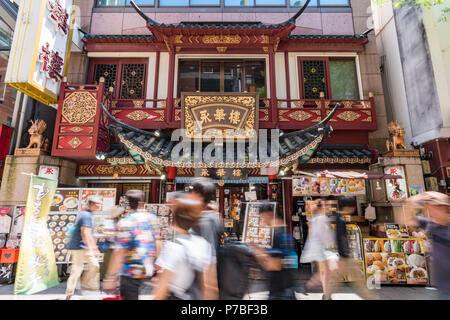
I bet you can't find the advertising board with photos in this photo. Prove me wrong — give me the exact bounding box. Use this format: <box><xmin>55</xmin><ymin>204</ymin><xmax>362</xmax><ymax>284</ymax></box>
<box><xmin>144</xmin><ymin>204</ymin><xmax>174</xmax><ymax>241</ymax></box>
<box><xmin>49</xmin><ymin>188</ymin><xmax>117</xmax><ymax>264</ymax></box>
<box><xmin>292</xmin><ymin>176</ymin><xmax>366</xmax><ymax>197</ymax></box>
<box><xmin>363</xmin><ymin>238</ymin><xmax>428</xmax><ymax>285</ymax></box>
<box><xmin>242</xmin><ymin>202</ymin><xmax>276</xmax><ymax>248</ymax></box>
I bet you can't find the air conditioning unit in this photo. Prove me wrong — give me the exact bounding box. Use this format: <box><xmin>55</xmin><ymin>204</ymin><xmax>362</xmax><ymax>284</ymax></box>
<box><xmin>425</xmin><ymin>177</ymin><xmax>439</xmax><ymax>191</ymax></box>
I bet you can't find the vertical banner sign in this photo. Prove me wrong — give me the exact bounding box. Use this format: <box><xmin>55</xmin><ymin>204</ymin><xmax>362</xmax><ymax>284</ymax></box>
<box><xmin>5</xmin><ymin>0</ymin><xmax>75</xmax><ymax>106</ymax></box>
<box><xmin>14</xmin><ymin>175</ymin><xmax>59</xmax><ymax>295</ymax></box>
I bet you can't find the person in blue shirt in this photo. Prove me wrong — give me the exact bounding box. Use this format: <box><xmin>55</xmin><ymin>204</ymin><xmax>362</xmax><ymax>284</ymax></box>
<box><xmin>65</xmin><ymin>196</ymin><xmax>102</xmax><ymax>300</ymax></box>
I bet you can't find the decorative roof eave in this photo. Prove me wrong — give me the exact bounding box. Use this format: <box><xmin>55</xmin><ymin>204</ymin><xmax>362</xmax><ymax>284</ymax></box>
<box><xmin>130</xmin><ymin>0</ymin><xmax>310</xmax><ymax>39</ymax></box>
<box><xmin>100</xmin><ymin>101</ymin><xmax>339</xmax><ymax>170</ymax></box>
<box><xmin>288</xmin><ymin>34</ymin><xmax>369</xmax><ymax>44</ymax></box>
<box><xmin>82</xmin><ymin>34</ymin><xmax>157</xmax><ymax>44</ymax></box>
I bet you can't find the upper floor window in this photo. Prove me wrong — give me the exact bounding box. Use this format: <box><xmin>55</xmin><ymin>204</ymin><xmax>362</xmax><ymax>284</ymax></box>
<box><xmin>178</xmin><ymin>59</ymin><xmax>266</xmax><ymax>98</ymax></box>
<box><xmin>96</xmin><ymin>0</ymin><xmax>350</xmax><ymax>7</ymax></box>
<box><xmin>298</xmin><ymin>57</ymin><xmax>359</xmax><ymax>100</ymax></box>
<box><xmin>89</xmin><ymin>59</ymin><xmax>148</xmax><ymax>100</ymax></box>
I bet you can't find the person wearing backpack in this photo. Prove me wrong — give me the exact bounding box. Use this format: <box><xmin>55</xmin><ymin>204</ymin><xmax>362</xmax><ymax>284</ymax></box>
<box><xmin>189</xmin><ymin>177</ymin><xmax>223</xmax><ymax>299</ymax></box>
<box><xmin>152</xmin><ymin>192</ymin><xmax>214</xmax><ymax>300</ymax></box>
<box><xmin>251</xmin><ymin>201</ymin><xmax>298</xmax><ymax>300</ymax></box>
<box><xmin>65</xmin><ymin>196</ymin><xmax>102</xmax><ymax>300</ymax></box>
<box><xmin>102</xmin><ymin>190</ymin><xmax>160</xmax><ymax>300</ymax></box>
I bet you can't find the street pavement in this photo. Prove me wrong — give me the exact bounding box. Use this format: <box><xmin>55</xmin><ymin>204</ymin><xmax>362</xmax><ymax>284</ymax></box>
<box><xmin>0</xmin><ymin>280</ymin><xmax>441</xmax><ymax>300</ymax></box>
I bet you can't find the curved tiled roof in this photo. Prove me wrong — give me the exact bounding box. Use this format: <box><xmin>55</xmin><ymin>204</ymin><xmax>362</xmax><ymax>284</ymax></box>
<box><xmin>288</xmin><ymin>34</ymin><xmax>368</xmax><ymax>40</ymax></box>
<box><xmin>100</xmin><ymin>102</ymin><xmax>339</xmax><ymax>169</ymax></box>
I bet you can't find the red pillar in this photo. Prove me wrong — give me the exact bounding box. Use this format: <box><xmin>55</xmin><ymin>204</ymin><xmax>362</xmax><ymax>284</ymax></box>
<box><xmin>284</xmin><ymin>51</ymin><xmax>291</xmax><ymax>109</ymax></box>
<box><xmin>153</xmin><ymin>51</ymin><xmax>160</xmax><ymax>108</ymax></box>
<box><xmin>268</xmin><ymin>47</ymin><xmax>277</xmax><ymax>127</ymax></box>
<box><xmin>166</xmin><ymin>49</ymin><xmax>176</xmax><ymax>124</ymax></box>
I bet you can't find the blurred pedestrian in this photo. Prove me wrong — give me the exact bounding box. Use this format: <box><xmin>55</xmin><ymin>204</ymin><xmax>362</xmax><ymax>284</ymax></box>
<box><xmin>252</xmin><ymin>201</ymin><xmax>298</xmax><ymax>300</ymax></box>
<box><xmin>152</xmin><ymin>192</ymin><xmax>214</xmax><ymax>300</ymax></box>
<box><xmin>102</xmin><ymin>190</ymin><xmax>160</xmax><ymax>300</ymax></box>
<box><xmin>189</xmin><ymin>177</ymin><xmax>222</xmax><ymax>299</ymax></box>
<box><xmin>300</xmin><ymin>199</ymin><xmax>336</xmax><ymax>300</ymax></box>
<box><xmin>402</xmin><ymin>191</ymin><xmax>449</xmax><ymax>300</ymax></box>
<box><xmin>65</xmin><ymin>196</ymin><xmax>102</xmax><ymax>300</ymax></box>
<box><xmin>326</xmin><ymin>196</ymin><xmax>375</xmax><ymax>300</ymax></box>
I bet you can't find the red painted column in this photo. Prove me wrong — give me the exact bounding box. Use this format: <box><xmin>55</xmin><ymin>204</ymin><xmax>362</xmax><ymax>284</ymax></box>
<box><xmin>153</xmin><ymin>51</ymin><xmax>160</xmax><ymax>108</ymax></box>
<box><xmin>166</xmin><ymin>49</ymin><xmax>176</xmax><ymax>124</ymax></box>
<box><xmin>268</xmin><ymin>47</ymin><xmax>277</xmax><ymax>127</ymax></box>
<box><xmin>284</xmin><ymin>51</ymin><xmax>291</xmax><ymax>109</ymax></box>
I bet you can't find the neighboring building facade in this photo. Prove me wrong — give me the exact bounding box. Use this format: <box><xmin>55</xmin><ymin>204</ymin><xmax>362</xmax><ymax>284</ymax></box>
<box><xmin>372</xmin><ymin>0</ymin><xmax>450</xmax><ymax>194</ymax></box>
<box><xmin>0</xmin><ymin>0</ymin><xmax>19</xmax><ymax>180</ymax></box>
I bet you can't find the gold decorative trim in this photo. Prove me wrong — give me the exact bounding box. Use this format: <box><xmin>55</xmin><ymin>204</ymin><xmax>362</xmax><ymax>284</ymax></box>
<box><xmin>202</xmin><ymin>35</ymin><xmax>241</xmax><ymax>44</ymax></box>
<box><xmin>292</xmin><ymin>101</ymin><xmax>305</xmax><ymax>109</ymax></box>
<box><xmin>288</xmin><ymin>110</ymin><xmax>313</xmax><ymax>122</ymax></box>
<box><xmin>126</xmin><ymin>110</ymin><xmax>150</xmax><ymax>121</ymax></box>
<box><xmin>216</xmin><ymin>47</ymin><xmax>227</xmax><ymax>53</ymax></box>
<box><xmin>343</xmin><ymin>100</ymin><xmax>353</xmax><ymax>108</ymax></box>
<box><xmin>337</xmin><ymin>111</ymin><xmax>361</xmax><ymax>122</ymax></box>
<box><xmin>153</xmin><ymin>109</ymin><xmax>165</xmax><ymax>121</ymax></box>
<box><xmin>106</xmin><ymin>157</ymin><xmax>136</xmax><ymax>165</ymax></box>
<box><xmin>69</xmin><ymin>126</ymin><xmax>83</xmax><ymax>133</ymax></box>
<box><xmin>326</xmin><ymin>110</ymin><xmax>337</xmax><ymax>122</ymax></box>
<box><xmin>133</xmin><ymin>100</ymin><xmax>144</xmax><ymax>108</ymax></box>
<box><xmin>309</xmin><ymin>157</ymin><xmax>372</xmax><ymax>164</ymax></box>
<box><xmin>260</xmin><ymin>35</ymin><xmax>270</xmax><ymax>44</ymax></box>
<box><xmin>260</xmin><ymin>109</ymin><xmax>269</xmax><ymax>121</ymax></box>
<box><xmin>62</xmin><ymin>92</ymin><xmax>97</xmax><ymax>124</ymax></box>
<box><xmin>68</xmin><ymin>137</ymin><xmax>83</xmax><ymax>149</ymax></box>
<box><xmin>174</xmin><ymin>35</ymin><xmax>183</xmax><ymax>44</ymax></box>
<box><xmin>117</xmin><ymin>133</ymin><xmax>324</xmax><ymax>169</ymax></box>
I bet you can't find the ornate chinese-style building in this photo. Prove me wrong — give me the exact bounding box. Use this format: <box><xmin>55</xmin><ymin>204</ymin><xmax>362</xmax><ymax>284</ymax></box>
<box><xmin>2</xmin><ymin>0</ymin><xmax>392</xmax><ymax>236</ymax></box>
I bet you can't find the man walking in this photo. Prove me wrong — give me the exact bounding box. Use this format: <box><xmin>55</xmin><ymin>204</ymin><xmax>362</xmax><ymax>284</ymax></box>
<box><xmin>102</xmin><ymin>190</ymin><xmax>160</xmax><ymax>300</ymax></box>
<box><xmin>65</xmin><ymin>196</ymin><xmax>102</xmax><ymax>300</ymax></box>
<box><xmin>326</xmin><ymin>196</ymin><xmax>375</xmax><ymax>300</ymax></box>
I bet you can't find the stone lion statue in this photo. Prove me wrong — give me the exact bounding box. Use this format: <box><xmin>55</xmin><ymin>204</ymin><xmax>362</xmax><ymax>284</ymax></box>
<box><xmin>26</xmin><ymin>119</ymin><xmax>49</xmax><ymax>150</ymax></box>
<box><xmin>386</xmin><ymin>121</ymin><xmax>407</xmax><ymax>152</ymax></box>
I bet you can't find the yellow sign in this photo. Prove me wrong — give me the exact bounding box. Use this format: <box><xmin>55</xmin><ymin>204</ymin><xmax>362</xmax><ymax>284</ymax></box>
<box><xmin>14</xmin><ymin>175</ymin><xmax>59</xmax><ymax>295</ymax></box>
<box><xmin>6</xmin><ymin>0</ymin><xmax>75</xmax><ymax>106</ymax></box>
<box><xmin>181</xmin><ymin>93</ymin><xmax>259</xmax><ymax>140</ymax></box>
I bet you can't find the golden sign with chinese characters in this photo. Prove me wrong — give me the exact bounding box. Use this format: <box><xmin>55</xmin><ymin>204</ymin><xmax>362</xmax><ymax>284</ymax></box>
<box><xmin>194</xmin><ymin>168</ymin><xmax>248</xmax><ymax>180</ymax></box>
<box><xmin>181</xmin><ymin>93</ymin><xmax>259</xmax><ymax>140</ymax></box>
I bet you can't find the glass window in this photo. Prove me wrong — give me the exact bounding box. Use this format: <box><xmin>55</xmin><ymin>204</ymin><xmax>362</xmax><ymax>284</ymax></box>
<box><xmin>290</xmin><ymin>0</ymin><xmax>317</xmax><ymax>6</ymax></box>
<box><xmin>159</xmin><ymin>0</ymin><xmax>188</xmax><ymax>5</ymax></box>
<box><xmin>245</xmin><ymin>61</ymin><xmax>266</xmax><ymax>98</ymax></box>
<box><xmin>255</xmin><ymin>0</ymin><xmax>286</xmax><ymax>5</ymax></box>
<box><xmin>224</xmin><ymin>62</ymin><xmax>243</xmax><ymax>92</ymax></box>
<box><xmin>97</xmin><ymin>0</ymin><xmax>126</xmax><ymax>6</ymax></box>
<box><xmin>129</xmin><ymin>0</ymin><xmax>155</xmax><ymax>5</ymax></box>
<box><xmin>225</xmin><ymin>0</ymin><xmax>255</xmax><ymax>6</ymax></box>
<box><xmin>179</xmin><ymin>61</ymin><xmax>200</xmax><ymax>95</ymax></box>
<box><xmin>190</xmin><ymin>0</ymin><xmax>220</xmax><ymax>5</ymax></box>
<box><xmin>319</xmin><ymin>0</ymin><xmax>349</xmax><ymax>6</ymax></box>
<box><xmin>200</xmin><ymin>62</ymin><xmax>221</xmax><ymax>92</ymax></box>
<box><xmin>329</xmin><ymin>59</ymin><xmax>359</xmax><ymax>99</ymax></box>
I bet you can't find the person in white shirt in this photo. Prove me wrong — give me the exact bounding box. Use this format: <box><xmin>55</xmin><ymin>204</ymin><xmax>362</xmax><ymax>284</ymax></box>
<box><xmin>152</xmin><ymin>193</ymin><xmax>214</xmax><ymax>300</ymax></box>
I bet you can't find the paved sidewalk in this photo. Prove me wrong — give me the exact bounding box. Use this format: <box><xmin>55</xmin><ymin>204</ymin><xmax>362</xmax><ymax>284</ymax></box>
<box><xmin>0</xmin><ymin>280</ymin><xmax>440</xmax><ymax>300</ymax></box>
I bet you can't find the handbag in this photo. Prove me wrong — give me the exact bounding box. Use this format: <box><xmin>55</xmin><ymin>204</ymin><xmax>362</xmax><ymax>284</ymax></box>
<box><xmin>97</xmin><ymin>239</ymin><xmax>111</xmax><ymax>253</ymax></box>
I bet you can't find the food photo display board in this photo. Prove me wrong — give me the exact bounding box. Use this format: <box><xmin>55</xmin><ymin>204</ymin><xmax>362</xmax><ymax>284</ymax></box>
<box><xmin>363</xmin><ymin>238</ymin><xmax>428</xmax><ymax>285</ymax></box>
<box><xmin>292</xmin><ymin>176</ymin><xmax>365</xmax><ymax>196</ymax></box>
<box><xmin>49</xmin><ymin>188</ymin><xmax>117</xmax><ymax>263</ymax></box>
<box><xmin>144</xmin><ymin>204</ymin><xmax>174</xmax><ymax>241</ymax></box>
<box><xmin>242</xmin><ymin>202</ymin><xmax>276</xmax><ymax>249</ymax></box>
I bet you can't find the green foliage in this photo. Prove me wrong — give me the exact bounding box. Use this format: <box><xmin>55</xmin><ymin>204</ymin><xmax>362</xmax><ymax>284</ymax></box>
<box><xmin>375</xmin><ymin>0</ymin><xmax>450</xmax><ymax>22</ymax></box>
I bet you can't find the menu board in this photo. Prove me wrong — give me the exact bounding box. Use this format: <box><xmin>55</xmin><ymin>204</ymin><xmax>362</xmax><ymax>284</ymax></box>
<box><xmin>47</xmin><ymin>213</ymin><xmax>77</xmax><ymax>264</ymax></box>
<box><xmin>51</xmin><ymin>189</ymin><xmax>81</xmax><ymax>212</ymax></box>
<box><xmin>347</xmin><ymin>179</ymin><xmax>365</xmax><ymax>195</ymax></box>
<box><xmin>292</xmin><ymin>176</ymin><xmax>365</xmax><ymax>196</ymax></box>
<box><xmin>363</xmin><ymin>238</ymin><xmax>427</xmax><ymax>285</ymax></box>
<box><xmin>80</xmin><ymin>189</ymin><xmax>116</xmax><ymax>212</ymax></box>
<box><xmin>92</xmin><ymin>212</ymin><xmax>115</xmax><ymax>239</ymax></box>
<box><xmin>329</xmin><ymin>178</ymin><xmax>347</xmax><ymax>195</ymax></box>
<box><xmin>242</xmin><ymin>202</ymin><xmax>276</xmax><ymax>248</ymax></box>
<box><xmin>144</xmin><ymin>204</ymin><xmax>174</xmax><ymax>241</ymax></box>
<box><xmin>293</xmin><ymin>177</ymin><xmax>311</xmax><ymax>196</ymax></box>
<box><xmin>310</xmin><ymin>178</ymin><xmax>328</xmax><ymax>195</ymax></box>
<box><xmin>384</xmin><ymin>223</ymin><xmax>409</xmax><ymax>239</ymax></box>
